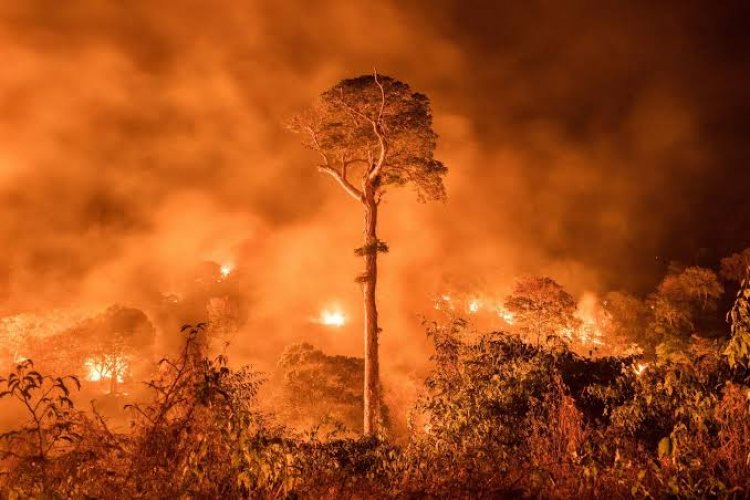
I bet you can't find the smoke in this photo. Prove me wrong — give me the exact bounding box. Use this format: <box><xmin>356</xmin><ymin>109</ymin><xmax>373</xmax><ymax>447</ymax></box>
<box><xmin>1</xmin><ymin>0</ymin><xmax>749</xmax><ymax>428</ymax></box>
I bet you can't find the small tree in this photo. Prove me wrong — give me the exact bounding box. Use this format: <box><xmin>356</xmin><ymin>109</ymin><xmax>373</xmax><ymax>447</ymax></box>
<box><xmin>84</xmin><ymin>305</ymin><xmax>155</xmax><ymax>394</ymax></box>
<box><xmin>648</xmin><ymin>266</ymin><xmax>724</xmax><ymax>340</ymax></box>
<box><xmin>0</xmin><ymin>360</ymin><xmax>81</xmax><ymax>492</ymax></box>
<box><xmin>289</xmin><ymin>73</ymin><xmax>446</xmax><ymax>434</ymax></box>
<box><xmin>504</xmin><ymin>276</ymin><xmax>579</xmax><ymax>346</ymax></box>
<box><xmin>601</xmin><ymin>290</ymin><xmax>648</xmax><ymax>352</ymax></box>
<box><xmin>277</xmin><ymin>343</ymin><xmax>375</xmax><ymax>434</ymax></box>
<box><xmin>720</xmin><ymin>248</ymin><xmax>750</xmax><ymax>283</ymax></box>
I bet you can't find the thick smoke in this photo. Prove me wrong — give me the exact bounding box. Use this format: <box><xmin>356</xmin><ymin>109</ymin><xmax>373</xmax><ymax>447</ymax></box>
<box><xmin>1</xmin><ymin>0</ymin><xmax>749</xmax><ymax>426</ymax></box>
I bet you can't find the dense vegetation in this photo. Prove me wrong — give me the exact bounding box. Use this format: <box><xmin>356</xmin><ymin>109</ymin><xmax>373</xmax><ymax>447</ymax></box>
<box><xmin>0</xmin><ymin>249</ymin><xmax>747</xmax><ymax>498</ymax></box>
<box><xmin>0</xmin><ymin>271</ymin><xmax>748</xmax><ymax>498</ymax></box>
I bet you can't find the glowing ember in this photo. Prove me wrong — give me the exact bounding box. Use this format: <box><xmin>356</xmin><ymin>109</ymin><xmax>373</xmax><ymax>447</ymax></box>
<box><xmin>633</xmin><ymin>363</ymin><xmax>648</xmax><ymax>376</ymax></box>
<box><xmin>84</xmin><ymin>356</ymin><xmax>127</xmax><ymax>383</ymax></box>
<box><xmin>559</xmin><ymin>327</ymin><xmax>575</xmax><ymax>341</ymax></box>
<box><xmin>467</xmin><ymin>299</ymin><xmax>481</xmax><ymax>314</ymax></box>
<box><xmin>319</xmin><ymin>309</ymin><xmax>346</xmax><ymax>327</ymax></box>
<box><xmin>575</xmin><ymin>292</ymin><xmax>606</xmax><ymax>347</ymax></box>
<box><xmin>219</xmin><ymin>263</ymin><xmax>233</xmax><ymax>278</ymax></box>
<box><xmin>496</xmin><ymin>306</ymin><xmax>515</xmax><ymax>325</ymax></box>
<box><xmin>434</xmin><ymin>294</ymin><xmax>454</xmax><ymax>311</ymax></box>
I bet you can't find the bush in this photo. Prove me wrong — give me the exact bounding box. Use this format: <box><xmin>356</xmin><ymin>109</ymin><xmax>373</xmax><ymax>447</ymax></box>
<box><xmin>1</xmin><ymin>317</ymin><xmax>749</xmax><ymax>498</ymax></box>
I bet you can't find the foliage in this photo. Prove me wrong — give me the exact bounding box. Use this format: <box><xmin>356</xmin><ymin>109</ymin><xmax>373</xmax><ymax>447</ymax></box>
<box><xmin>725</xmin><ymin>273</ymin><xmax>750</xmax><ymax>368</ymax></box>
<box><xmin>602</xmin><ymin>290</ymin><xmax>649</xmax><ymax>347</ymax></box>
<box><xmin>289</xmin><ymin>73</ymin><xmax>447</xmax><ymax>202</ymax></box>
<box><xmin>647</xmin><ymin>266</ymin><xmax>724</xmax><ymax>361</ymax></box>
<box><xmin>276</xmin><ymin>342</ymin><xmax>366</xmax><ymax>434</ymax></box>
<box><xmin>0</xmin><ymin>360</ymin><xmax>82</xmax><ymax>493</ymax></box>
<box><xmin>1</xmin><ymin>291</ymin><xmax>750</xmax><ymax>497</ymax></box>
<box><xmin>504</xmin><ymin>276</ymin><xmax>580</xmax><ymax>346</ymax></box>
<box><xmin>649</xmin><ymin>266</ymin><xmax>723</xmax><ymax>333</ymax></box>
<box><xmin>720</xmin><ymin>247</ymin><xmax>750</xmax><ymax>283</ymax></box>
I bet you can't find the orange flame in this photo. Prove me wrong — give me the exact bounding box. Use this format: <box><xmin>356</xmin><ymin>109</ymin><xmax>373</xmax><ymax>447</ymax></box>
<box><xmin>84</xmin><ymin>356</ymin><xmax>127</xmax><ymax>383</ymax></box>
<box><xmin>319</xmin><ymin>308</ymin><xmax>346</xmax><ymax>327</ymax></box>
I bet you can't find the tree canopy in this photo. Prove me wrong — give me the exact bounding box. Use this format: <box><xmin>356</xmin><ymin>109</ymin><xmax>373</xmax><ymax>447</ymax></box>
<box><xmin>289</xmin><ymin>74</ymin><xmax>447</xmax><ymax>202</ymax></box>
<box><xmin>504</xmin><ymin>276</ymin><xmax>579</xmax><ymax>346</ymax></box>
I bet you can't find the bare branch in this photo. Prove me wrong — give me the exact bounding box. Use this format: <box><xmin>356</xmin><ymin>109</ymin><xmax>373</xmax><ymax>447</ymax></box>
<box><xmin>333</xmin><ymin>83</ymin><xmax>388</xmax><ymax>183</ymax></box>
<box><xmin>337</xmin><ymin>87</ymin><xmax>372</xmax><ymax>125</ymax></box>
<box><xmin>318</xmin><ymin>165</ymin><xmax>364</xmax><ymax>202</ymax></box>
<box><xmin>369</xmin><ymin>70</ymin><xmax>388</xmax><ymax>181</ymax></box>
<box><xmin>374</xmin><ymin>69</ymin><xmax>386</xmax><ymax>124</ymax></box>
<box><xmin>368</xmin><ymin>128</ymin><xmax>387</xmax><ymax>181</ymax></box>
<box><xmin>375</xmin><ymin>189</ymin><xmax>385</xmax><ymax>205</ymax></box>
<box><xmin>343</xmin><ymin>158</ymin><xmax>371</xmax><ymax>168</ymax></box>
<box><xmin>304</xmin><ymin>126</ymin><xmax>330</xmax><ymax>166</ymax></box>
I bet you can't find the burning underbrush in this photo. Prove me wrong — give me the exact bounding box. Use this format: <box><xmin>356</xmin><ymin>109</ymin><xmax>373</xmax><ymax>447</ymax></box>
<box><xmin>0</xmin><ymin>275</ymin><xmax>749</xmax><ymax>498</ymax></box>
<box><xmin>0</xmin><ymin>256</ymin><xmax>749</xmax><ymax>497</ymax></box>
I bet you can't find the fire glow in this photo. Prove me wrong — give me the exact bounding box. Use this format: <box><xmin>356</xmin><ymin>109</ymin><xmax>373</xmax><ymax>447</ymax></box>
<box><xmin>319</xmin><ymin>309</ymin><xmax>346</xmax><ymax>327</ymax></box>
<box><xmin>467</xmin><ymin>299</ymin><xmax>481</xmax><ymax>314</ymax></box>
<box><xmin>219</xmin><ymin>263</ymin><xmax>233</xmax><ymax>278</ymax></box>
<box><xmin>496</xmin><ymin>306</ymin><xmax>515</xmax><ymax>325</ymax></box>
<box><xmin>84</xmin><ymin>356</ymin><xmax>127</xmax><ymax>383</ymax></box>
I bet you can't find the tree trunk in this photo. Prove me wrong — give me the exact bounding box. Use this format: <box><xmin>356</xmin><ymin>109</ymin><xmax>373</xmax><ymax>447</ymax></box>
<box><xmin>362</xmin><ymin>188</ymin><xmax>380</xmax><ymax>435</ymax></box>
<box><xmin>110</xmin><ymin>359</ymin><xmax>118</xmax><ymax>395</ymax></box>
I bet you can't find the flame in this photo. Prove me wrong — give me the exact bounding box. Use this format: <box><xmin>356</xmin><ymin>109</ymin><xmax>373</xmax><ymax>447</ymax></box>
<box><xmin>633</xmin><ymin>362</ymin><xmax>648</xmax><ymax>376</ymax></box>
<box><xmin>574</xmin><ymin>292</ymin><xmax>606</xmax><ymax>346</ymax></box>
<box><xmin>219</xmin><ymin>263</ymin><xmax>233</xmax><ymax>278</ymax></box>
<box><xmin>560</xmin><ymin>327</ymin><xmax>575</xmax><ymax>341</ymax></box>
<box><xmin>84</xmin><ymin>356</ymin><xmax>127</xmax><ymax>383</ymax></box>
<box><xmin>434</xmin><ymin>294</ymin><xmax>454</xmax><ymax>311</ymax></box>
<box><xmin>467</xmin><ymin>299</ymin><xmax>481</xmax><ymax>314</ymax></box>
<box><xmin>319</xmin><ymin>309</ymin><xmax>346</xmax><ymax>327</ymax></box>
<box><xmin>496</xmin><ymin>306</ymin><xmax>515</xmax><ymax>325</ymax></box>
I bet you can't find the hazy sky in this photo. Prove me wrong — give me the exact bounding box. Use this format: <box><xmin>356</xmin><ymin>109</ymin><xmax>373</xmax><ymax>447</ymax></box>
<box><xmin>0</xmin><ymin>0</ymin><xmax>748</xmax><ymax>348</ymax></box>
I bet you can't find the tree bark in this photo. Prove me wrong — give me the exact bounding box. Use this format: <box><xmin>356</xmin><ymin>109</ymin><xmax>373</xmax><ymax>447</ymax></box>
<box><xmin>362</xmin><ymin>187</ymin><xmax>380</xmax><ymax>435</ymax></box>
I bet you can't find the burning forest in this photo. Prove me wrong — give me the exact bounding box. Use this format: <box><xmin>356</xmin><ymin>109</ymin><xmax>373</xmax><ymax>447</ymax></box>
<box><xmin>2</xmin><ymin>1</ymin><xmax>750</xmax><ymax>498</ymax></box>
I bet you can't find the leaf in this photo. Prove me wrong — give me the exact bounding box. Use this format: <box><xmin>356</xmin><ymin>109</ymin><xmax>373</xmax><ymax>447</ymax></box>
<box><xmin>57</xmin><ymin>381</ymin><xmax>70</xmax><ymax>397</ymax></box>
<box><xmin>658</xmin><ymin>437</ymin><xmax>672</xmax><ymax>458</ymax></box>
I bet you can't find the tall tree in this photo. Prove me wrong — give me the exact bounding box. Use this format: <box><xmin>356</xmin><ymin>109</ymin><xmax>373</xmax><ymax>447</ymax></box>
<box><xmin>289</xmin><ymin>73</ymin><xmax>446</xmax><ymax>434</ymax></box>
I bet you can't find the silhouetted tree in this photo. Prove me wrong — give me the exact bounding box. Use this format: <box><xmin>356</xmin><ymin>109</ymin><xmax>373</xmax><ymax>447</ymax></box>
<box><xmin>78</xmin><ymin>305</ymin><xmax>155</xmax><ymax>394</ymax></box>
<box><xmin>289</xmin><ymin>73</ymin><xmax>446</xmax><ymax>434</ymax></box>
<box><xmin>720</xmin><ymin>247</ymin><xmax>750</xmax><ymax>283</ymax></box>
<box><xmin>648</xmin><ymin>266</ymin><xmax>724</xmax><ymax>341</ymax></box>
<box><xmin>277</xmin><ymin>343</ymin><xmax>368</xmax><ymax>433</ymax></box>
<box><xmin>602</xmin><ymin>290</ymin><xmax>649</xmax><ymax>347</ymax></box>
<box><xmin>504</xmin><ymin>276</ymin><xmax>579</xmax><ymax>346</ymax></box>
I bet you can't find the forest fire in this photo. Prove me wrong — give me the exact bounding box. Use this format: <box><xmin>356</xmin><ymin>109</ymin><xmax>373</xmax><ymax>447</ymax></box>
<box><xmin>496</xmin><ymin>306</ymin><xmax>515</xmax><ymax>325</ymax></box>
<box><xmin>1</xmin><ymin>2</ymin><xmax>750</xmax><ymax>497</ymax></box>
